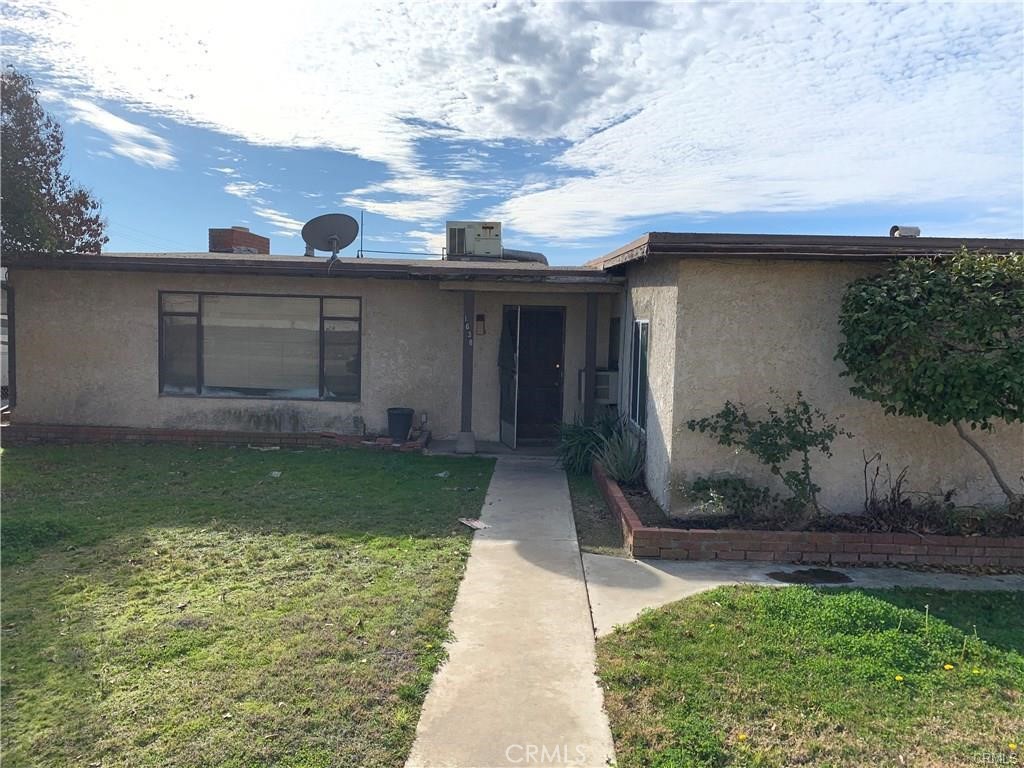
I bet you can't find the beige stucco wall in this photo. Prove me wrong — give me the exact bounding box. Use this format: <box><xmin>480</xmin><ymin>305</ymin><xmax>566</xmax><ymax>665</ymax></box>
<box><xmin>669</xmin><ymin>258</ymin><xmax>1024</xmax><ymax>513</ymax></box>
<box><xmin>619</xmin><ymin>258</ymin><xmax>680</xmax><ymax>508</ymax></box>
<box><xmin>9</xmin><ymin>269</ymin><xmax>609</xmax><ymax>444</ymax></box>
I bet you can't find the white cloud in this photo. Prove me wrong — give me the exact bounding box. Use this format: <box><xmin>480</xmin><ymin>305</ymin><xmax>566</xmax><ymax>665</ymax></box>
<box><xmin>224</xmin><ymin>180</ymin><xmax>271</xmax><ymax>200</ymax></box>
<box><xmin>252</xmin><ymin>206</ymin><xmax>303</xmax><ymax>234</ymax></box>
<box><xmin>4</xmin><ymin>1</ymin><xmax>1021</xmax><ymax>239</ymax></box>
<box><xmin>342</xmin><ymin>175</ymin><xmax>470</xmax><ymax>224</ymax></box>
<box><xmin>404</xmin><ymin>229</ymin><xmax>446</xmax><ymax>254</ymax></box>
<box><xmin>492</xmin><ymin>4</ymin><xmax>1024</xmax><ymax>239</ymax></box>
<box><xmin>61</xmin><ymin>97</ymin><xmax>176</xmax><ymax>169</ymax></box>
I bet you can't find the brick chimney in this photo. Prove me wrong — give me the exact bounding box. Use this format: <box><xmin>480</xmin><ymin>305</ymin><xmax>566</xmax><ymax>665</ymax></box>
<box><xmin>208</xmin><ymin>225</ymin><xmax>270</xmax><ymax>254</ymax></box>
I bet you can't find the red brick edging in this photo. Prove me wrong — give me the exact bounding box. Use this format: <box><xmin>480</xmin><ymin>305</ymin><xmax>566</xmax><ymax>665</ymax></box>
<box><xmin>591</xmin><ymin>461</ymin><xmax>1024</xmax><ymax>571</ymax></box>
<box><xmin>2</xmin><ymin>423</ymin><xmax>431</xmax><ymax>453</ymax></box>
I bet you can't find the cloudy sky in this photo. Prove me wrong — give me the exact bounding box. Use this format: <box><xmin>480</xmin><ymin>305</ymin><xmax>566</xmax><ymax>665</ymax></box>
<box><xmin>2</xmin><ymin>1</ymin><xmax>1022</xmax><ymax>263</ymax></box>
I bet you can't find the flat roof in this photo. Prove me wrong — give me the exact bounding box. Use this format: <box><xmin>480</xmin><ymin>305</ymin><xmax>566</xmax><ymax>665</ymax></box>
<box><xmin>587</xmin><ymin>232</ymin><xmax>1024</xmax><ymax>270</ymax></box>
<box><xmin>3</xmin><ymin>251</ymin><xmax>622</xmax><ymax>287</ymax></box>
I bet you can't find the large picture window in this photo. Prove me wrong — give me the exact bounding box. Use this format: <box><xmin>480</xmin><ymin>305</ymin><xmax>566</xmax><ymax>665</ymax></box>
<box><xmin>159</xmin><ymin>292</ymin><xmax>361</xmax><ymax>401</ymax></box>
<box><xmin>629</xmin><ymin>319</ymin><xmax>649</xmax><ymax>429</ymax></box>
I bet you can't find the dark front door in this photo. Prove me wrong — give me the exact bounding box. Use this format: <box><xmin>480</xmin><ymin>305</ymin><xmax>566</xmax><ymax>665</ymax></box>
<box><xmin>515</xmin><ymin>306</ymin><xmax>565</xmax><ymax>443</ymax></box>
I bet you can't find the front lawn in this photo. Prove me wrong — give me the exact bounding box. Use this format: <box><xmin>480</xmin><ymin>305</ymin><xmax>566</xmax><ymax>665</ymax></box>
<box><xmin>1</xmin><ymin>444</ymin><xmax>494</xmax><ymax>768</ymax></box>
<box><xmin>598</xmin><ymin>586</ymin><xmax>1023</xmax><ymax>768</ymax></box>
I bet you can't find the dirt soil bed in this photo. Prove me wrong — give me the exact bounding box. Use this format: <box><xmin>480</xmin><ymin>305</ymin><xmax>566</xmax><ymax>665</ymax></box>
<box><xmin>646</xmin><ymin>490</ymin><xmax>1024</xmax><ymax>537</ymax></box>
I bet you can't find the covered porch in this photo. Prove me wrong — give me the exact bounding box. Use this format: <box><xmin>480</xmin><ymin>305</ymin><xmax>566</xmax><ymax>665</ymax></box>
<box><xmin>444</xmin><ymin>279</ymin><xmax>622</xmax><ymax>453</ymax></box>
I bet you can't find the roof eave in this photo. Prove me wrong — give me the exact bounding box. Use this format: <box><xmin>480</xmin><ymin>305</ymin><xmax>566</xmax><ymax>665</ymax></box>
<box><xmin>589</xmin><ymin>233</ymin><xmax>1024</xmax><ymax>270</ymax></box>
<box><xmin>2</xmin><ymin>252</ymin><xmax>623</xmax><ymax>286</ymax></box>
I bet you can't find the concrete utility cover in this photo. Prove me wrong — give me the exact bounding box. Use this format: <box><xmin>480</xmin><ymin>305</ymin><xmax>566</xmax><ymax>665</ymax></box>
<box><xmin>766</xmin><ymin>567</ymin><xmax>853</xmax><ymax>584</ymax></box>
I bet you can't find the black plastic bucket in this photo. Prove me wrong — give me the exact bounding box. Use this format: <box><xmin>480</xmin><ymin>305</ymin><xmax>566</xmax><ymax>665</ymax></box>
<box><xmin>387</xmin><ymin>407</ymin><xmax>415</xmax><ymax>442</ymax></box>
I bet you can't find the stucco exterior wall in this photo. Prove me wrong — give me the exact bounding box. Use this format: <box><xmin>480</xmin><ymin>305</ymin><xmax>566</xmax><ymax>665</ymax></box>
<box><xmin>620</xmin><ymin>258</ymin><xmax>681</xmax><ymax>508</ymax></box>
<box><xmin>10</xmin><ymin>269</ymin><xmax>464</xmax><ymax>436</ymax></box>
<box><xmin>669</xmin><ymin>259</ymin><xmax>1023</xmax><ymax>513</ymax></box>
<box><xmin>9</xmin><ymin>269</ymin><xmax>608</xmax><ymax>444</ymax></box>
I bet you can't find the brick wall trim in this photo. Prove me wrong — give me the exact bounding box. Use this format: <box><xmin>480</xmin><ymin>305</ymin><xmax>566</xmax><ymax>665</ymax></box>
<box><xmin>591</xmin><ymin>461</ymin><xmax>1024</xmax><ymax>571</ymax></box>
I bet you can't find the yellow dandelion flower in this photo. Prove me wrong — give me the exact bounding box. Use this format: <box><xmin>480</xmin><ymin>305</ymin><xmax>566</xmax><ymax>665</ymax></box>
<box><xmin>1009</xmin><ymin>742</ymin><xmax>1017</xmax><ymax>751</ymax></box>
<box><xmin>737</xmin><ymin>733</ymin><xmax>748</xmax><ymax>742</ymax></box>
<box><xmin>895</xmin><ymin>675</ymin><xmax>904</xmax><ymax>682</ymax></box>
<box><xmin>943</xmin><ymin>664</ymin><xmax>954</xmax><ymax>670</ymax></box>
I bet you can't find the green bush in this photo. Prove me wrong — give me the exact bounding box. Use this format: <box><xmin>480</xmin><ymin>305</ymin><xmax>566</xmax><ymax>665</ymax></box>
<box><xmin>595</xmin><ymin>427</ymin><xmax>645</xmax><ymax>487</ymax></box>
<box><xmin>837</xmin><ymin>248</ymin><xmax>1024</xmax><ymax>508</ymax></box>
<box><xmin>556</xmin><ymin>409</ymin><xmax>619</xmax><ymax>475</ymax></box>
<box><xmin>685</xmin><ymin>391</ymin><xmax>850</xmax><ymax>516</ymax></box>
<box><xmin>681</xmin><ymin>476</ymin><xmax>778</xmax><ymax>520</ymax></box>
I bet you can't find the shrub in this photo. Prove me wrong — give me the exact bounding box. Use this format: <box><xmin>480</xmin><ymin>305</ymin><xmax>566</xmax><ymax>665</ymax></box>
<box><xmin>679</xmin><ymin>476</ymin><xmax>778</xmax><ymax>520</ymax></box>
<box><xmin>595</xmin><ymin>427</ymin><xmax>645</xmax><ymax>487</ymax></box>
<box><xmin>685</xmin><ymin>391</ymin><xmax>850</xmax><ymax>516</ymax></box>
<box><xmin>837</xmin><ymin>248</ymin><xmax>1024</xmax><ymax>508</ymax></box>
<box><xmin>556</xmin><ymin>409</ymin><xmax>619</xmax><ymax>475</ymax></box>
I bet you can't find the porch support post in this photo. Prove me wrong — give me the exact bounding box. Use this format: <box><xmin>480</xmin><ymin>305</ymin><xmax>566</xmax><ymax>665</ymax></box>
<box><xmin>456</xmin><ymin>290</ymin><xmax>476</xmax><ymax>453</ymax></box>
<box><xmin>584</xmin><ymin>293</ymin><xmax>598</xmax><ymax>424</ymax></box>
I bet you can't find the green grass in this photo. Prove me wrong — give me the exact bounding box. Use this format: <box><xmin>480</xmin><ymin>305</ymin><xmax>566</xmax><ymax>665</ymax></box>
<box><xmin>597</xmin><ymin>586</ymin><xmax>1024</xmax><ymax>768</ymax></box>
<box><xmin>567</xmin><ymin>473</ymin><xmax>627</xmax><ymax>557</ymax></box>
<box><xmin>1</xmin><ymin>444</ymin><xmax>494</xmax><ymax>768</ymax></box>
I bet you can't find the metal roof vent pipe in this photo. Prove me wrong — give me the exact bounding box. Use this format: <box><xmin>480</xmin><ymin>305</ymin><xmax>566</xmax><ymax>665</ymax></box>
<box><xmin>890</xmin><ymin>225</ymin><xmax>921</xmax><ymax>238</ymax></box>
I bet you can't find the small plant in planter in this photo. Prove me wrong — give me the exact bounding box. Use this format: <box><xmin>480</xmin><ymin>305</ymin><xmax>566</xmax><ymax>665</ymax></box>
<box><xmin>594</xmin><ymin>427</ymin><xmax>645</xmax><ymax>487</ymax></box>
<box><xmin>685</xmin><ymin>391</ymin><xmax>851</xmax><ymax>520</ymax></box>
<box><xmin>676</xmin><ymin>476</ymin><xmax>781</xmax><ymax>524</ymax></box>
<box><xmin>556</xmin><ymin>408</ymin><xmax>620</xmax><ymax>475</ymax></box>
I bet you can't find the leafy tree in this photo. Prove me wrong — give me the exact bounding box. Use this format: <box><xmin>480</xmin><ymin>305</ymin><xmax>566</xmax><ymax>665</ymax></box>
<box><xmin>1</xmin><ymin>67</ymin><xmax>107</xmax><ymax>254</ymax></box>
<box><xmin>836</xmin><ymin>249</ymin><xmax>1024</xmax><ymax>507</ymax></box>
<box><xmin>686</xmin><ymin>391</ymin><xmax>850</xmax><ymax>515</ymax></box>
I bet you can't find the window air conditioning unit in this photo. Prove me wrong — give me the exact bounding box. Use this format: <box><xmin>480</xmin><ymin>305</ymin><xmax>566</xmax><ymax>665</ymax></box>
<box><xmin>578</xmin><ymin>369</ymin><xmax>619</xmax><ymax>405</ymax></box>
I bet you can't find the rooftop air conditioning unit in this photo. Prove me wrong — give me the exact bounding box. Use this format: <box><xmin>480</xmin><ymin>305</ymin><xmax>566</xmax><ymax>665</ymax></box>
<box><xmin>446</xmin><ymin>221</ymin><xmax>502</xmax><ymax>258</ymax></box>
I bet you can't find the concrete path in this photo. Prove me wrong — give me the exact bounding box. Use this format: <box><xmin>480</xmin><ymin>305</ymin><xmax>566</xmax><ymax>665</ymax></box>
<box><xmin>583</xmin><ymin>553</ymin><xmax>1024</xmax><ymax>637</ymax></box>
<box><xmin>406</xmin><ymin>458</ymin><xmax>616</xmax><ymax>768</ymax></box>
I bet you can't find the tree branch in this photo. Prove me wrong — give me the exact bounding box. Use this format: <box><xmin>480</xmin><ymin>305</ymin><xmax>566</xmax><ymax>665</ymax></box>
<box><xmin>953</xmin><ymin>421</ymin><xmax>1020</xmax><ymax>503</ymax></box>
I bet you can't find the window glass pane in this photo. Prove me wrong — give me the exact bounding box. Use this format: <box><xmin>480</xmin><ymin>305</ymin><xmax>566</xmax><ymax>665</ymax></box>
<box><xmin>161</xmin><ymin>316</ymin><xmax>197</xmax><ymax>393</ymax></box>
<box><xmin>202</xmin><ymin>295</ymin><xmax>319</xmax><ymax>398</ymax></box>
<box><xmin>630</xmin><ymin>321</ymin><xmax>648</xmax><ymax>429</ymax></box>
<box><xmin>323</xmin><ymin>298</ymin><xmax>360</xmax><ymax>317</ymax></box>
<box><xmin>637</xmin><ymin>323</ymin><xmax>648</xmax><ymax>429</ymax></box>
<box><xmin>162</xmin><ymin>293</ymin><xmax>198</xmax><ymax>313</ymax></box>
<box><xmin>324</xmin><ymin>318</ymin><xmax>360</xmax><ymax>400</ymax></box>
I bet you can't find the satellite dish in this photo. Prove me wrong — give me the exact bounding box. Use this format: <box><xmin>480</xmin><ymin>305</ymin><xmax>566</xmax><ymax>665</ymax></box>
<box><xmin>301</xmin><ymin>213</ymin><xmax>359</xmax><ymax>258</ymax></box>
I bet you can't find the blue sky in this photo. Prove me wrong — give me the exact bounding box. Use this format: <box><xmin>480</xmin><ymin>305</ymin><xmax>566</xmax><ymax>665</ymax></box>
<box><xmin>2</xmin><ymin>1</ymin><xmax>1022</xmax><ymax>265</ymax></box>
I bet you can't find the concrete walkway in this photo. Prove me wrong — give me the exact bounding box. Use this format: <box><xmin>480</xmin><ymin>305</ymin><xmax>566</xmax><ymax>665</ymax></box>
<box><xmin>583</xmin><ymin>553</ymin><xmax>1024</xmax><ymax>637</ymax></box>
<box><xmin>406</xmin><ymin>458</ymin><xmax>616</xmax><ymax>768</ymax></box>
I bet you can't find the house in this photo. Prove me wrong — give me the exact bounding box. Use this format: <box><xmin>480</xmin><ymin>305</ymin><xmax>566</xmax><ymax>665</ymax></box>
<box><xmin>4</xmin><ymin>228</ymin><xmax>1021</xmax><ymax>514</ymax></box>
<box><xmin>591</xmin><ymin>232</ymin><xmax>1023</xmax><ymax>512</ymax></box>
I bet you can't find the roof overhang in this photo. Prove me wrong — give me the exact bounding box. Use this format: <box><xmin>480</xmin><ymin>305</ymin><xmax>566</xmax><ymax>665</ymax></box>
<box><xmin>3</xmin><ymin>251</ymin><xmax>624</xmax><ymax>289</ymax></box>
<box><xmin>587</xmin><ymin>232</ymin><xmax>1024</xmax><ymax>270</ymax></box>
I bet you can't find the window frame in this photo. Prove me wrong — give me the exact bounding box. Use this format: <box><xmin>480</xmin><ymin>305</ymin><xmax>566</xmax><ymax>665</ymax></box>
<box><xmin>157</xmin><ymin>290</ymin><xmax>362</xmax><ymax>402</ymax></box>
<box><xmin>629</xmin><ymin>318</ymin><xmax>649</xmax><ymax>430</ymax></box>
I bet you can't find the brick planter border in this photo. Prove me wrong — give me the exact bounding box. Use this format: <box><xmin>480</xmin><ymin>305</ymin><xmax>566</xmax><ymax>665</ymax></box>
<box><xmin>591</xmin><ymin>462</ymin><xmax>1024</xmax><ymax>571</ymax></box>
<box><xmin>2</xmin><ymin>422</ymin><xmax>431</xmax><ymax>453</ymax></box>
